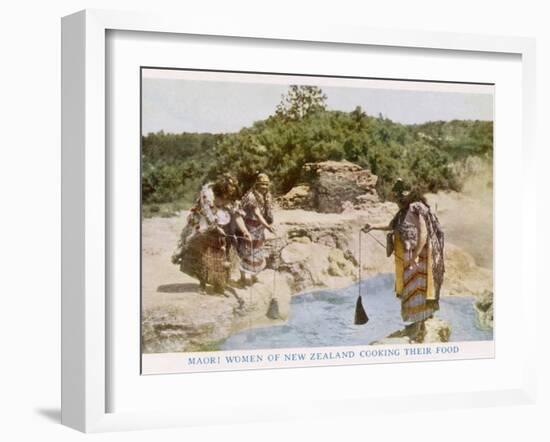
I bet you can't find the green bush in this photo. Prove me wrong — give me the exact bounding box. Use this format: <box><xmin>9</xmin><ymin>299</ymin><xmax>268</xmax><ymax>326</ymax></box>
<box><xmin>141</xmin><ymin>87</ymin><xmax>492</xmax><ymax>211</ymax></box>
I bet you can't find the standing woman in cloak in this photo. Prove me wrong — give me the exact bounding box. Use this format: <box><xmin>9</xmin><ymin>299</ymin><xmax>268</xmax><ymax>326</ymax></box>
<box><xmin>362</xmin><ymin>179</ymin><xmax>445</xmax><ymax>330</ymax></box>
<box><xmin>237</xmin><ymin>173</ymin><xmax>276</xmax><ymax>286</ymax></box>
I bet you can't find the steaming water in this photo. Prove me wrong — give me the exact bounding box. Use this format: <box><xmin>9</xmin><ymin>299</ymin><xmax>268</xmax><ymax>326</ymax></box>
<box><xmin>221</xmin><ymin>274</ymin><xmax>493</xmax><ymax>351</ymax></box>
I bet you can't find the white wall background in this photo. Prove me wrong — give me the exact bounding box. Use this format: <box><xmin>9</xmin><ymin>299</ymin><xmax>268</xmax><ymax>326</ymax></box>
<box><xmin>0</xmin><ymin>0</ymin><xmax>547</xmax><ymax>440</ymax></box>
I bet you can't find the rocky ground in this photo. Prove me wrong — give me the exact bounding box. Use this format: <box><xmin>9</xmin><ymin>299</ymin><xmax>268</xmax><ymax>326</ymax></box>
<box><xmin>372</xmin><ymin>317</ymin><xmax>452</xmax><ymax>345</ymax></box>
<box><xmin>142</xmin><ymin>201</ymin><xmax>493</xmax><ymax>353</ymax></box>
<box><xmin>142</xmin><ymin>160</ymin><xmax>494</xmax><ymax>352</ymax></box>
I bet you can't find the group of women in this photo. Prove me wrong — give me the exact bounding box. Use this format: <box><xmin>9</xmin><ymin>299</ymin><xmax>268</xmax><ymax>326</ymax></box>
<box><xmin>171</xmin><ymin>172</ymin><xmax>444</xmax><ymax>329</ymax></box>
<box><xmin>171</xmin><ymin>173</ymin><xmax>275</xmax><ymax>294</ymax></box>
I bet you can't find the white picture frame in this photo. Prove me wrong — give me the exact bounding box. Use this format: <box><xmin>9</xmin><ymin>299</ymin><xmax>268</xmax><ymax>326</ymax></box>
<box><xmin>61</xmin><ymin>9</ymin><xmax>537</xmax><ymax>433</ymax></box>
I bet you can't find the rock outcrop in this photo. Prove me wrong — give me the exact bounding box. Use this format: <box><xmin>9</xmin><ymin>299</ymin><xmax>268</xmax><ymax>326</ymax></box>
<box><xmin>278</xmin><ymin>236</ymin><xmax>356</xmax><ymax>292</ymax></box>
<box><xmin>474</xmin><ymin>290</ymin><xmax>494</xmax><ymax>330</ymax></box>
<box><xmin>142</xmin><ymin>268</ymin><xmax>294</xmax><ymax>353</ymax></box>
<box><xmin>372</xmin><ymin>317</ymin><xmax>451</xmax><ymax>345</ymax></box>
<box><xmin>306</xmin><ymin>160</ymin><xmax>380</xmax><ymax>212</ymax></box>
<box><xmin>423</xmin><ymin>317</ymin><xmax>452</xmax><ymax>343</ymax></box>
<box><xmin>278</xmin><ymin>160</ymin><xmax>381</xmax><ymax>213</ymax></box>
<box><xmin>278</xmin><ymin>184</ymin><xmax>314</xmax><ymax>210</ymax></box>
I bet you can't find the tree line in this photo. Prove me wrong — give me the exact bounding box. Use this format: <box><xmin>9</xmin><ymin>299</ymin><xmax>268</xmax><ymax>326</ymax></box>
<box><xmin>142</xmin><ymin>86</ymin><xmax>493</xmax><ymax>212</ymax></box>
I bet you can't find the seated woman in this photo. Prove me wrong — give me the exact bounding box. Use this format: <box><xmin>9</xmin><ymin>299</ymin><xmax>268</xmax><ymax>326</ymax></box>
<box><xmin>172</xmin><ymin>174</ymin><xmax>251</xmax><ymax>294</ymax></box>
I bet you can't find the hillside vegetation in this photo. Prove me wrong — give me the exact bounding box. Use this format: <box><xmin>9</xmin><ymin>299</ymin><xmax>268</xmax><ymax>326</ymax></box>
<box><xmin>141</xmin><ymin>85</ymin><xmax>492</xmax><ymax>215</ymax></box>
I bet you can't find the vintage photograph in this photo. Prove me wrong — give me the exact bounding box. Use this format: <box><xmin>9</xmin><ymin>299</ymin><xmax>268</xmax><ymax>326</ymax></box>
<box><xmin>140</xmin><ymin>68</ymin><xmax>494</xmax><ymax>372</ymax></box>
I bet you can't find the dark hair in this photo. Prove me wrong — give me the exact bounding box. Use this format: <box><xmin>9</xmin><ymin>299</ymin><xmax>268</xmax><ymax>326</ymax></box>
<box><xmin>391</xmin><ymin>178</ymin><xmax>411</xmax><ymax>195</ymax></box>
<box><xmin>406</xmin><ymin>189</ymin><xmax>429</xmax><ymax>207</ymax></box>
<box><xmin>212</xmin><ymin>174</ymin><xmax>240</xmax><ymax>200</ymax></box>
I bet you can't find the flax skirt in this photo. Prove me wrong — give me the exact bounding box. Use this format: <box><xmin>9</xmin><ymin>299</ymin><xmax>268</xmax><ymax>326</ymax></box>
<box><xmin>394</xmin><ymin>233</ymin><xmax>438</xmax><ymax>323</ymax></box>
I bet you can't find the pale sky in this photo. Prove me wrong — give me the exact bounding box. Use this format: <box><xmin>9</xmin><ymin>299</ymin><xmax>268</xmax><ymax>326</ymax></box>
<box><xmin>141</xmin><ymin>69</ymin><xmax>494</xmax><ymax>135</ymax></box>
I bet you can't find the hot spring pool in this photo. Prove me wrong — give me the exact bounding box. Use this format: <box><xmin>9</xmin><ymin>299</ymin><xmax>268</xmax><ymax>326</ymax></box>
<box><xmin>221</xmin><ymin>274</ymin><xmax>493</xmax><ymax>351</ymax></box>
